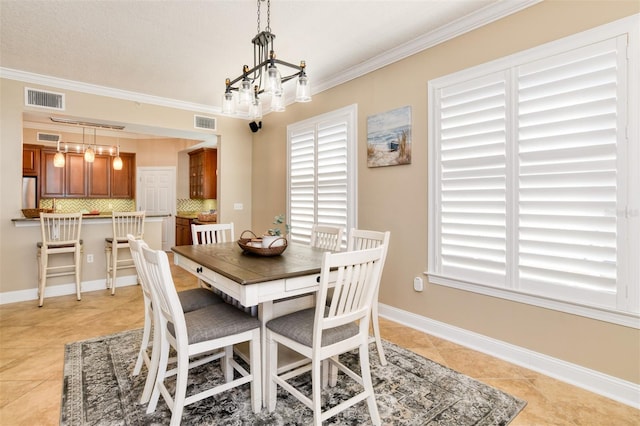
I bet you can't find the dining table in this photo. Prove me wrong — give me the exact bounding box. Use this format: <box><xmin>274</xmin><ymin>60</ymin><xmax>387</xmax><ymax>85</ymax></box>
<box><xmin>171</xmin><ymin>240</ymin><xmax>334</xmax><ymax>405</ymax></box>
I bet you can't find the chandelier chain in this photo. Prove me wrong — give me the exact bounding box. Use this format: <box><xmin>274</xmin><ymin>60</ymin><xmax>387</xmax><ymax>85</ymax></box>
<box><xmin>256</xmin><ymin>0</ymin><xmax>271</xmax><ymax>34</ymax></box>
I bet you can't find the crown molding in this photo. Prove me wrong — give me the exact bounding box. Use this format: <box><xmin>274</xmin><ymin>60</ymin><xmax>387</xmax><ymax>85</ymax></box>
<box><xmin>0</xmin><ymin>67</ymin><xmax>220</xmax><ymax>115</ymax></box>
<box><xmin>1</xmin><ymin>0</ymin><xmax>541</xmax><ymax>113</ymax></box>
<box><xmin>314</xmin><ymin>0</ymin><xmax>542</xmax><ymax>94</ymax></box>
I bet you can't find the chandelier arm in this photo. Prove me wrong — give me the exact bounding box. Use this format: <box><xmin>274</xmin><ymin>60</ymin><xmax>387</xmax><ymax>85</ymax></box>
<box><xmin>226</xmin><ymin>59</ymin><xmax>303</xmax><ymax>89</ymax></box>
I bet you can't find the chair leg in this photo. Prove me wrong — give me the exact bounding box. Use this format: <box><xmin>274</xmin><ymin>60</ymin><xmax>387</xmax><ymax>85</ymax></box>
<box><xmin>312</xmin><ymin>358</ymin><xmax>323</xmax><ymax>426</ymax></box>
<box><xmin>38</xmin><ymin>252</ymin><xmax>46</xmax><ymax>307</ymax></box>
<box><xmin>105</xmin><ymin>245</ymin><xmax>112</xmax><ymax>289</ymax></box>
<box><xmin>170</xmin><ymin>349</ymin><xmax>189</xmax><ymax>426</ymax></box>
<box><xmin>146</xmin><ymin>332</ymin><xmax>169</xmax><ymax>414</ymax></box>
<box><xmin>133</xmin><ymin>303</ymin><xmax>152</xmax><ymax>376</ymax></box>
<box><xmin>111</xmin><ymin>246</ymin><xmax>118</xmax><ymax>295</ymax></box>
<box><xmin>266</xmin><ymin>334</ymin><xmax>278</xmax><ymax>412</ymax></box>
<box><xmin>140</xmin><ymin>310</ymin><xmax>161</xmax><ymax>404</ymax></box>
<box><xmin>360</xmin><ymin>343</ymin><xmax>381</xmax><ymax>426</ymax></box>
<box><xmin>249</xmin><ymin>329</ymin><xmax>262</xmax><ymax>414</ymax></box>
<box><xmin>75</xmin><ymin>247</ymin><xmax>82</xmax><ymax>301</ymax></box>
<box><xmin>371</xmin><ymin>302</ymin><xmax>386</xmax><ymax>365</ymax></box>
<box><xmin>222</xmin><ymin>346</ymin><xmax>233</xmax><ymax>382</ymax></box>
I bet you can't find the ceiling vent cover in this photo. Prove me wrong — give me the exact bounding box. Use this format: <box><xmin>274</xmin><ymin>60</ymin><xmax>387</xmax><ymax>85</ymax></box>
<box><xmin>25</xmin><ymin>87</ymin><xmax>65</xmax><ymax>111</ymax></box>
<box><xmin>37</xmin><ymin>132</ymin><xmax>61</xmax><ymax>143</ymax></box>
<box><xmin>194</xmin><ymin>115</ymin><xmax>216</xmax><ymax>131</ymax></box>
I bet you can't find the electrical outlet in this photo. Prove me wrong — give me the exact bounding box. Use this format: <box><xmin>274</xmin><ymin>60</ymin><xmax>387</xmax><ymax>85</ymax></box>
<box><xmin>234</xmin><ymin>203</ymin><xmax>243</xmax><ymax>210</ymax></box>
<box><xmin>87</xmin><ymin>254</ymin><xmax>94</xmax><ymax>263</ymax></box>
<box><xmin>413</xmin><ymin>276</ymin><xmax>423</xmax><ymax>292</ymax></box>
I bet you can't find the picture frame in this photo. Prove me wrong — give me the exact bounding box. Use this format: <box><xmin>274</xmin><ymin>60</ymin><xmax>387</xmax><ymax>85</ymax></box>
<box><xmin>367</xmin><ymin>105</ymin><xmax>412</xmax><ymax>167</ymax></box>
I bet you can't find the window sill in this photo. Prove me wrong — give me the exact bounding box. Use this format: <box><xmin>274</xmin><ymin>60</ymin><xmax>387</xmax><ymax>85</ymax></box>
<box><xmin>426</xmin><ymin>272</ymin><xmax>640</xmax><ymax>329</ymax></box>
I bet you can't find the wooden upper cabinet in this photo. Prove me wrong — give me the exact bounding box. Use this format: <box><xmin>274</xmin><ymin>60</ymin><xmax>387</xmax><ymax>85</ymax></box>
<box><xmin>40</xmin><ymin>149</ymin><xmax>65</xmax><ymax>198</ymax></box>
<box><xmin>40</xmin><ymin>149</ymin><xmax>135</xmax><ymax>199</ymax></box>
<box><xmin>188</xmin><ymin>148</ymin><xmax>217</xmax><ymax>199</ymax></box>
<box><xmin>65</xmin><ymin>153</ymin><xmax>87</xmax><ymax>197</ymax></box>
<box><xmin>22</xmin><ymin>144</ymin><xmax>40</xmax><ymax>176</ymax></box>
<box><xmin>87</xmin><ymin>154</ymin><xmax>111</xmax><ymax>198</ymax></box>
<box><xmin>111</xmin><ymin>153</ymin><xmax>135</xmax><ymax>198</ymax></box>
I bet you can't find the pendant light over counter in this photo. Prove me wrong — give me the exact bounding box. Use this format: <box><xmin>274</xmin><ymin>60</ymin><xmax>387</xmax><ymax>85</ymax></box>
<box><xmin>49</xmin><ymin>117</ymin><xmax>125</xmax><ymax>170</ymax></box>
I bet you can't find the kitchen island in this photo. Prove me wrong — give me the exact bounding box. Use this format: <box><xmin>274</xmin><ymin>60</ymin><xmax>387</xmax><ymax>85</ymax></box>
<box><xmin>4</xmin><ymin>213</ymin><xmax>167</xmax><ymax>305</ymax></box>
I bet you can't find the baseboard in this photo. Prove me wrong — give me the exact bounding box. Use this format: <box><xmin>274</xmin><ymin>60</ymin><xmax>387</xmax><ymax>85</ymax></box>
<box><xmin>378</xmin><ymin>303</ymin><xmax>640</xmax><ymax>409</ymax></box>
<box><xmin>0</xmin><ymin>275</ymin><xmax>139</xmax><ymax>305</ymax></box>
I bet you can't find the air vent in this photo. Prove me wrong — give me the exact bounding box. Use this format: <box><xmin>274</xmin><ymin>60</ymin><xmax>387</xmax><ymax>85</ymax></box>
<box><xmin>37</xmin><ymin>132</ymin><xmax>61</xmax><ymax>143</ymax></box>
<box><xmin>194</xmin><ymin>115</ymin><xmax>216</xmax><ymax>131</ymax></box>
<box><xmin>25</xmin><ymin>87</ymin><xmax>65</xmax><ymax>110</ymax></box>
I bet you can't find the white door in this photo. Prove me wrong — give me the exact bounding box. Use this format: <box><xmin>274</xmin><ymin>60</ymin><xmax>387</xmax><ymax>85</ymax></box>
<box><xmin>137</xmin><ymin>167</ymin><xmax>176</xmax><ymax>251</ymax></box>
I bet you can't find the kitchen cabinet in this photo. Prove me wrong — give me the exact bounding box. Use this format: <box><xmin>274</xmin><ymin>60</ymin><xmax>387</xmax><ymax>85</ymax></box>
<box><xmin>87</xmin><ymin>154</ymin><xmax>111</xmax><ymax>198</ymax></box>
<box><xmin>22</xmin><ymin>144</ymin><xmax>40</xmax><ymax>176</ymax></box>
<box><xmin>40</xmin><ymin>149</ymin><xmax>135</xmax><ymax>199</ymax></box>
<box><xmin>111</xmin><ymin>153</ymin><xmax>135</xmax><ymax>198</ymax></box>
<box><xmin>175</xmin><ymin>217</ymin><xmax>195</xmax><ymax>246</ymax></box>
<box><xmin>65</xmin><ymin>153</ymin><xmax>87</xmax><ymax>197</ymax></box>
<box><xmin>188</xmin><ymin>148</ymin><xmax>217</xmax><ymax>199</ymax></box>
<box><xmin>40</xmin><ymin>150</ymin><xmax>65</xmax><ymax>198</ymax></box>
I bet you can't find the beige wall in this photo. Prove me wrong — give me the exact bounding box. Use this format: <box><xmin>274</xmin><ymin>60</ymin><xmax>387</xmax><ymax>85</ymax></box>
<box><xmin>251</xmin><ymin>0</ymin><xmax>640</xmax><ymax>384</ymax></box>
<box><xmin>0</xmin><ymin>79</ymin><xmax>253</xmax><ymax>296</ymax></box>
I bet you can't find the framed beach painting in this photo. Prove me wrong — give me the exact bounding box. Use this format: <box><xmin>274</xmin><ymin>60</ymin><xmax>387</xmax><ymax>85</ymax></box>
<box><xmin>367</xmin><ymin>105</ymin><xmax>412</xmax><ymax>167</ymax></box>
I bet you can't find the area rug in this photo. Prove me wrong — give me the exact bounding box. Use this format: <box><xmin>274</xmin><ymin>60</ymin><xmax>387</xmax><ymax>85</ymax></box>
<box><xmin>61</xmin><ymin>328</ymin><xmax>526</xmax><ymax>425</ymax></box>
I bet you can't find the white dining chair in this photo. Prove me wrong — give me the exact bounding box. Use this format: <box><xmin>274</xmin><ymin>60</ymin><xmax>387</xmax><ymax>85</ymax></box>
<box><xmin>128</xmin><ymin>235</ymin><xmax>225</xmax><ymax>404</ymax></box>
<box><xmin>347</xmin><ymin>228</ymin><xmax>391</xmax><ymax>366</ymax></box>
<box><xmin>191</xmin><ymin>222</ymin><xmax>234</xmax><ymax>245</ymax></box>
<box><xmin>265</xmin><ymin>245</ymin><xmax>385</xmax><ymax>425</ymax></box>
<box><xmin>37</xmin><ymin>212</ymin><xmax>83</xmax><ymax>307</ymax></box>
<box><xmin>310</xmin><ymin>224</ymin><xmax>343</xmax><ymax>251</ymax></box>
<box><xmin>105</xmin><ymin>211</ymin><xmax>145</xmax><ymax>295</ymax></box>
<box><xmin>143</xmin><ymin>245</ymin><xmax>262</xmax><ymax>425</ymax></box>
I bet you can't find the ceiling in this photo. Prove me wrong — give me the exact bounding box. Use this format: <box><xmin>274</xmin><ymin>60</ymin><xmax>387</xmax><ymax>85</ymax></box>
<box><xmin>1</xmin><ymin>0</ymin><xmax>536</xmax><ymax>137</ymax></box>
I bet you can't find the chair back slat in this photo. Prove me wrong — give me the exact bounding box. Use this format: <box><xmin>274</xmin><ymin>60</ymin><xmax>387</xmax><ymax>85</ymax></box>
<box><xmin>128</xmin><ymin>235</ymin><xmax>152</xmax><ymax>300</ymax></box>
<box><xmin>191</xmin><ymin>222</ymin><xmax>235</xmax><ymax>245</ymax></box>
<box><xmin>40</xmin><ymin>212</ymin><xmax>82</xmax><ymax>245</ymax></box>
<box><xmin>317</xmin><ymin>246</ymin><xmax>384</xmax><ymax>341</ymax></box>
<box><xmin>113</xmin><ymin>211</ymin><xmax>145</xmax><ymax>240</ymax></box>
<box><xmin>310</xmin><ymin>224</ymin><xmax>344</xmax><ymax>251</ymax></box>
<box><xmin>142</xmin><ymin>246</ymin><xmax>185</xmax><ymax>344</ymax></box>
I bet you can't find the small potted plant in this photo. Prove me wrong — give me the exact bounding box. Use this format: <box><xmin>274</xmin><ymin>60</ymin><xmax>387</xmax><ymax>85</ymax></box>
<box><xmin>262</xmin><ymin>214</ymin><xmax>289</xmax><ymax>248</ymax></box>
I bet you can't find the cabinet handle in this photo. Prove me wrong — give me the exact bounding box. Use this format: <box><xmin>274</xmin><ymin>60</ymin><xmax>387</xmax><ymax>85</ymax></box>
<box><xmin>196</xmin><ymin>267</ymin><xmax>203</xmax><ymax>273</ymax></box>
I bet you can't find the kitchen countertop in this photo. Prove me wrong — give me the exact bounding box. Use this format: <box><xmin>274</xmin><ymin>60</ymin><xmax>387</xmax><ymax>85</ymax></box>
<box><xmin>12</xmin><ymin>212</ymin><xmax>169</xmax><ymax>223</ymax></box>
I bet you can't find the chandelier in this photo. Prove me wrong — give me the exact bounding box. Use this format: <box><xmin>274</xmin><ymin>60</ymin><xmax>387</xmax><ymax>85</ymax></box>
<box><xmin>221</xmin><ymin>0</ymin><xmax>311</xmax><ymax>118</ymax></box>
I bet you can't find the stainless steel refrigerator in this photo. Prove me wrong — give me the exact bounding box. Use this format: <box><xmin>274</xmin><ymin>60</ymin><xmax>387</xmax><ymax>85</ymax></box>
<box><xmin>22</xmin><ymin>176</ymin><xmax>37</xmax><ymax>209</ymax></box>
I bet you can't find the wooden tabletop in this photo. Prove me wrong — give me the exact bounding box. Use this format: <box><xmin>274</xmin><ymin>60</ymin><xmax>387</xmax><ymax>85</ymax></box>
<box><xmin>171</xmin><ymin>242</ymin><xmax>327</xmax><ymax>285</ymax></box>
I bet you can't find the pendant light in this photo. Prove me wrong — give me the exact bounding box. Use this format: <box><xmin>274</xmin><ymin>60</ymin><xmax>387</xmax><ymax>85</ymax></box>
<box><xmin>53</xmin><ymin>140</ymin><xmax>65</xmax><ymax>168</ymax></box>
<box><xmin>84</xmin><ymin>128</ymin><xmax>95</xmax><ymax>163</ymax></box>
<box><xmin>113</xmin><ymin>145</ymin><xmax>123</xmax><ymax>170</ymax></box>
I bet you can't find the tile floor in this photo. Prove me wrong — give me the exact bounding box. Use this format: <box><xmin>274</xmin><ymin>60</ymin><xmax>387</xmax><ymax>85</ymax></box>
<box><xmin>0</xmin><ymin>256</ymin><xmax>638</xmax><ymax>425</ymax></box>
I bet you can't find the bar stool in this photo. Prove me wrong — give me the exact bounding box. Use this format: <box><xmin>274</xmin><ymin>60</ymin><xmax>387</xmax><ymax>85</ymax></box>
<box><xmin>37</xmin><ymin>212</ymin><xmax>83</xmax><ymax>307</ymax></box>
<box><xmin>105</xmin><ymin>211</ymin><xmax>145</xmax><ymax>295</ymax></box>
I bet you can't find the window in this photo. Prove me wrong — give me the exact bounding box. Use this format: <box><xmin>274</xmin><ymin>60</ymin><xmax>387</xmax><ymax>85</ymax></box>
<box><xmin>428</xmin><ymin>16</ymin><xmax>639</xmax><ymax>327</ymax></box>
<box><xmin>287</xmin><ymin>105</ymin><xmax>357</xmax><ymax>247</ymax></box>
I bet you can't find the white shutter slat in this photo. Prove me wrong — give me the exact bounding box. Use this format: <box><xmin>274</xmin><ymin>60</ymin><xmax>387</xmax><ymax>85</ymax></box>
<box><xmin>517</xmin><ymin>37</ymin><xmax>620</xmax><ymax>306</ymax></box>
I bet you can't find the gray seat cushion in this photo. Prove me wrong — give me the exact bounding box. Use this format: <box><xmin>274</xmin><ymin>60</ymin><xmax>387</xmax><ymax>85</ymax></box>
<box><xmin>169</xmin><ymin>302</ymin><xmax>261</xmax><ymax>345</ymax></box>
<box><xmin>266</xmin><ymin>307</ymin><xmax>358</xmax><ymax>348</ymax></box>
<box><xmin>178</xmin><ymin>288</ymin><xmax>224</xmax><ymax>313</ymax></box>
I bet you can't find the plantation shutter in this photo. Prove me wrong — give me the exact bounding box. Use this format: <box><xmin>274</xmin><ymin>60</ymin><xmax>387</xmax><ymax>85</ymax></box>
<box><xmin>516</xmin><ymin>36</ymin><xmax>625</xmax><ymax>308</ymax></box>
<box><xmin>436</xmin><ymin>72</ymin><xmax>508</xmax><ymax>287</ymax></box>
<box><xmin>289</xmin><ymin>127</ymin><xmax>316</xmax><ymax>243</ymax></box>
<box><xmin>317</xmin><ymin>120</ymin><xmax>349</xmax><ymax>231</ymax></box>
<box><xmin>288</xmin><ymin>106</ymin><xmax>355</xmax><ymax>246</ymax></box>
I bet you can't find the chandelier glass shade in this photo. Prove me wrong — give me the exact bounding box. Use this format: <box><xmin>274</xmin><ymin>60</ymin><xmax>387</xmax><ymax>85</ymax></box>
<box><xmin>222</xmin><ymin>0</ymin><xmax>310</xmax><ymax>118</ymax></box>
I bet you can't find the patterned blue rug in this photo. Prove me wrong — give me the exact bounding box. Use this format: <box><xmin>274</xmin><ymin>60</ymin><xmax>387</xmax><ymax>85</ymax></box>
<box><xmin>61</xmin><ymin>328</ymin><xmax>526</xmax><ymax>425</ymax></box>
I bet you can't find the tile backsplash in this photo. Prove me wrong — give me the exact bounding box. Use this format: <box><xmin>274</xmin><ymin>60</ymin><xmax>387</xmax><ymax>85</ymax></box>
<box><xmin>177</xmin><ymin>199</ymin><xmax>216</xmax><ymax>212</ymax></box>
<box><xmin>40</xmin><ymin>198</ymin><xmax>135</xmax><ymax>213</ymax></box>
<box><xmin>39</xmin><ymin>198</ymin><xmax>217</xmax><ymax>213</ymax></box>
